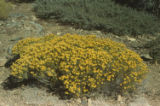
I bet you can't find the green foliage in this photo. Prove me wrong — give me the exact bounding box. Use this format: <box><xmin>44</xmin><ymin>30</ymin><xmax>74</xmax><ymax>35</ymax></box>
<box><xmin>0</xmin><ymin>0</ymin><xmax>12</xmax><ymax>20</ymax></box>
<box><xmin>9</xmin><ymin>0</ymin><xmax>35</xmax><ymax>3</ymax></box>
<box><xmin>34</xmin><ymin>0</ymin><xmax>160</xmax><ymax>36</ymax></box>
<box><xmin>114</xmin><ymin>0</ymin><xmax>160</xmax><ymax>17</ymax></box>
<box><xmin>10</xmin><ymin>33</ymin><xmax>148</xmax><ymax>97</ymax></box>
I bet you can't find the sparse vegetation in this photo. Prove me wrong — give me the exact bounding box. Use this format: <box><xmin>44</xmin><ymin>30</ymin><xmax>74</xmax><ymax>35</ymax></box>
<box><xmin>34</xmin><ymin>0</ymin><xmax>160</xmax><ymax>36</ymax></box>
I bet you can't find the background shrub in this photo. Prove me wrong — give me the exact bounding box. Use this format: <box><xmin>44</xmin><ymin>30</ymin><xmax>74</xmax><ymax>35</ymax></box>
<box><xmin>0</xmin><ymin>0</ymin><xmax>12</xmax><ymax>20</ymax></box>
<box><xmin>114</xmin><ymin>0</ymin><xmax>160</xmax><ymax>17</ymax></box>
<box><xmin>10</xmin><ymin>34</ymin><xmax>148</xmax><ymax>97</ymax></box>
<box><xmin>8</xmin><ymin>0</ymin><xmax>35</xmax><ymax>3</ymax></box>
<box><xmin>34</xmin><ymin>0</ymin><xmax>160</xmax><ymax>36</ymax></box>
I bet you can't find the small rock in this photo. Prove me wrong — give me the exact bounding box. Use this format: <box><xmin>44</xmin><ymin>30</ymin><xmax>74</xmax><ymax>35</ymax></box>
<box><xmin>31</xmin><ymin>15</ymin><xmax>38</xmax><ymax>21</ymax></box>
<box><xmin>96</xmin><ymin>31</ymin><xmax>101</xmax><ymax>33</ymax></box>
<box><xmin>81</xmin><ymin>97</ymin><xmax>88</xmax><ymax>106</ymax></box>
<box><xmin>115</xmin><ymin>35</ymin><xmax>120</xmax><ymax>38</ymax></box>
<box><xmin>7</xmin><ymin>45</ymin><xmax>13</xmax><ymax>55</ymax></box>
<box><xmin>141</xmin><ymin>54</ymin><xmax>153</xmax><ymax>61</ymax></box>
<box><xmin>11</xmin><ymin>19</ymin><xmax>16</xmax><ymax>23</ymax></box>
<box><xmin>57</xmin><ymin>32</ymin><xmax>61</xmax><ymax>35</ymax></box>
<box><xmin>0</xmin><ymin>58</ymin><xmax>7</xmax><ymax>67</ymax></box>
<box><xmin>126</xmin><ymin>36</ymin><xmax>136</xmax><ymax>42</ymax></box>
<box><xmin>117</xmin><ymin>95</ymin><xmax>123</xmax><ymax>103</ymax></box>
<box><xmin>88</xmin><ymin>98</ymin><xmax>92</xmax><ymax>106</ymax></box>
<box><xmin>10</xmin><ymin>37</ymin><xmax>24</xmax><ymax>41</ymax></box>
<box><xmin>75</xmin><ymin>98</ymin><xmax>81</xmax><ymax>104</ymax></box>
<box><xmin>30</xmin><ymin>21</ymin><xmax>43</xmax><ymax>32</ymax></box>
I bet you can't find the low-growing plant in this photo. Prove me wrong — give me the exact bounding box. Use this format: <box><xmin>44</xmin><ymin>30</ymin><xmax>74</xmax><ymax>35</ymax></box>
<box><xmin>0</xmin><ymin>0</ymin><xmax>12</xmax><ymax>20</ymax></box>
<box><xmin>34</xmin><ymin>0</ymin><xmax>160</xmax><ymax>36</ymax></box>
<box><xmin>10</xmin><ymin>33</ymin><xmax>148</xmax><ymax>97</ymax></box>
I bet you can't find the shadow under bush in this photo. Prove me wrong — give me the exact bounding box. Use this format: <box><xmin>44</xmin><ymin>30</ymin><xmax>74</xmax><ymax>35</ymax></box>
<box><xmin>2</xmin><ymin>76</ymin><xmax>40</xmax><ymax>90</ymax></box>
<box><xmin>2</xmin><ymin>75</ymin><xmax>71</xmax><ymax>99</ymax></box>
<box><xmin>34</xmin><ymin>0</ymin><xmax>160</xmax><ymax>36</ymax></box>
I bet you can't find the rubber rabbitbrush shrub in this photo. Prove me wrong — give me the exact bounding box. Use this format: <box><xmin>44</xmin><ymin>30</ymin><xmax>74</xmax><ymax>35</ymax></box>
<box><xmin>10</xmin><ymin>34</ymin><xmax>148</xmax><ymax>97</ymax></box>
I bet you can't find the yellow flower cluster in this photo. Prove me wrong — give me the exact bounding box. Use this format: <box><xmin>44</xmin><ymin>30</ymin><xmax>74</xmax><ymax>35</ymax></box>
<box><xmin>11</xmin><ymin>33</ymin><xmax>148</xmax><ymax>97</ymax></box>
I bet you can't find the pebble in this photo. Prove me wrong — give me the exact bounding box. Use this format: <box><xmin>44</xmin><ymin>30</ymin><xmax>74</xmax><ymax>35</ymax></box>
<box><xmin>141</xmin><ymin>54</ymin><xmax>153</xmax><ymax>61</ymax></box>
<box><xmin>126</xmin><ymin>36</ymin><xmax>136</xmax><ymax>42</ymax></box>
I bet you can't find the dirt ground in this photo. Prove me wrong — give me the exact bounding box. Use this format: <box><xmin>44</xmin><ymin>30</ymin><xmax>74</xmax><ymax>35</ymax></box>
<box><xmin>0</xmin><ymin>2</ymin><xmax>160</xmax><ymax>106</ymax></box>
